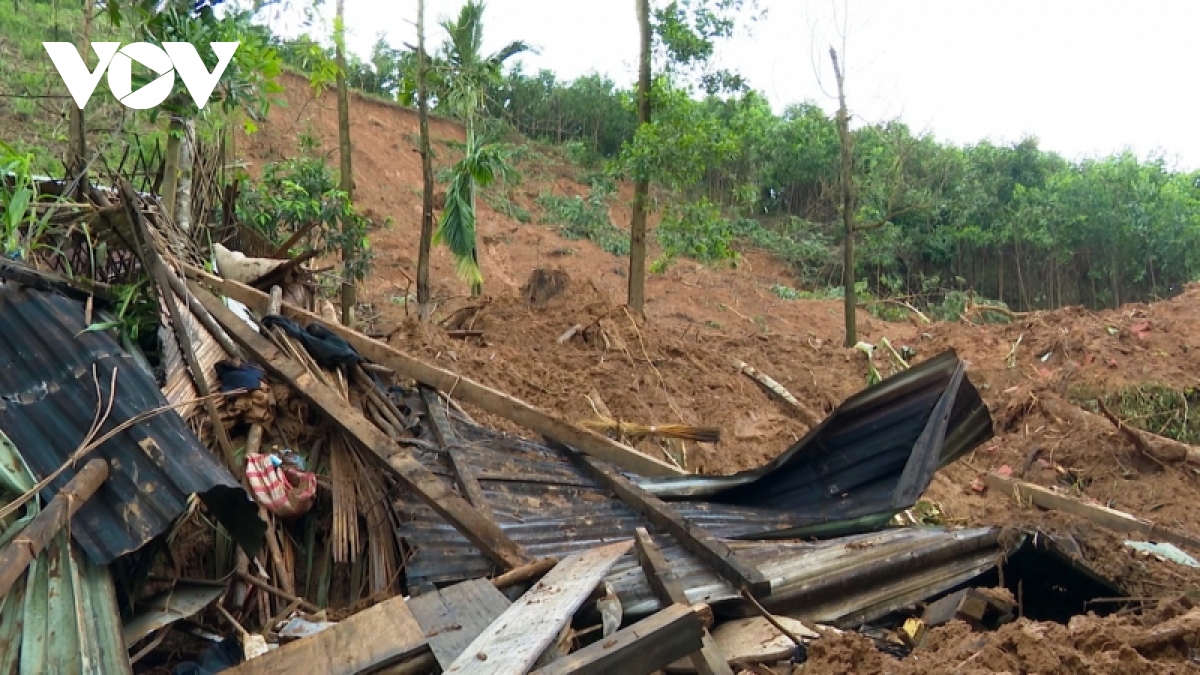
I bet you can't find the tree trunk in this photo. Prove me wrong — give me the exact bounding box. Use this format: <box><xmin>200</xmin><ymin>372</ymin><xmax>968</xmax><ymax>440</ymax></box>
<box><xmin>161</xmin><ymin>115</ymin><xmax>183</xmax><ymax>217</ymax></box>
<box><xmin>67</xmin><ymin>0</ymin><xmax>93</xmax><ymax>198</ymax></box>
<box><xmin>627</xmin><ymin>0</ymin><xmax>652</xmax><ymax>314</ymax></box>
<box><xmin>335</xmin><ymin>0</ymin><xmax>356</xmax><ymax>325</ymax></box>
<box><xmin>415</xmin><ymin>0</ymin><xmax>435</xmax><ymax>321</ymax></box>
<box><xmin>174</xmin><ymin>117</ymin><xmax>194</xmax><ymax>231</ymax></box>
<box><xmin>829</xmin><ymin>47</ymin><xmax>856</xmax><ymax>347</ymax></box>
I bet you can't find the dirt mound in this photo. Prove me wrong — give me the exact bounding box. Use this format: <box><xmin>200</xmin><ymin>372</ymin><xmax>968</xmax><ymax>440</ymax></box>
<box><xmin>385</xmin><ymin>275</ymin><xmax>882</xmax><ymax>474</ymax></box>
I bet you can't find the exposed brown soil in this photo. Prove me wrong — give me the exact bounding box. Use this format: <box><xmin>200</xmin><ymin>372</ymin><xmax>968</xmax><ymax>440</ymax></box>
<box><xmin>236</xmin><ymin>74</ymin><xmax>1200</xmax><ymax>671</ymax></box>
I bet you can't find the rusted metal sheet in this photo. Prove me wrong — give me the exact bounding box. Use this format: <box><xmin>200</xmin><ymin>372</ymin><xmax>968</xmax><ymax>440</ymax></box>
<box><xmin>0</xmin><ymin>286</ymin><xmax>260</xmax><ymax>564</ymax></box>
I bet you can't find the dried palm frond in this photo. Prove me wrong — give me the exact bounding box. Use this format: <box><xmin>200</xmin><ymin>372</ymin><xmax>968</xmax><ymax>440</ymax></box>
<box><xmin>580</xmin><ymin>416</ymin><xmax>720</xmax><ymax>444</ymax></box>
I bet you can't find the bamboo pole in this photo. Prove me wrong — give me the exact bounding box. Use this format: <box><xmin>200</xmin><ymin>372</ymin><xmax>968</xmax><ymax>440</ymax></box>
<box><xmin>0</xmin><ymin>459</ymin><xmax>109</xmax><ymax>597</ymax></box>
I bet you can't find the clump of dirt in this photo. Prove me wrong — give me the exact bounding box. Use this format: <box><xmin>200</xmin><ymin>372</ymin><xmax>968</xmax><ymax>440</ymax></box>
<box><xmin>521</xmin><ymin>267</ymin><xmax>570</xmax><ymax>306</ymax></box>
<box><xmin>802</xmin><ymin>630</ymin><xmax>889</xmax><ymax>674</ymax></box>
<box><xmin>890</xmin><ymin>615</ymin><xmax>1195</xmax><ymax>675</ymax></box>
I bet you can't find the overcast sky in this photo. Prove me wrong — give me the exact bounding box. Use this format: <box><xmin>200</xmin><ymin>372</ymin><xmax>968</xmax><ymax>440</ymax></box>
<box><xmin>276</xmin><ymin>0</ymin><xmax>1200</xmax><ymax>170</ymax></box>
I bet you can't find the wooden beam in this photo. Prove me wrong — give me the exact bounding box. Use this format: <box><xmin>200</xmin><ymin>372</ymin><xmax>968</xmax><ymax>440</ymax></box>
<box><xmin>634</xmin><ymin>528</ymin><xmax>734</xmax><ymax>675</ymax></box>
<box><xmin>192</xmin><ymin>284</ymin><xmax>533</xmax><ymax>571</ymax></box>
<box><xmin>408</xmin><ymin>578</ymin><xmax>512</xmax><ymax>670</ymax></box>
<box><xmin>576</xmin><ymin>455</ymin><xmax>770</xmax><ymax>595</ymax></box>
<box><xmin>986</xmin><ymin>473</ymin><xmax>1200</xmax><ymax>552</ymax></box>
<box><xmin>0</xmin><ymin>459</ymin><xmax>108</xmax><ymax>597</ymax></box>
<box><xmin>443</xmin><ymin>540</ymin><xmax>633</xmax><ymax>675</ymax></box>
<box><xmin>530</xmin><ymin>603</ymin><xmax>707</xmax><ymax>675</ymax></box>
<box><xmin>224</xmin><ymin>593</ymin><xmax>428</xmax><ymax>675</ymax></box>
<box><xmin>185</xmin><ymin>267</ymin><xmax>684</xmax><ymax>477</ymax></box>
<box><xmin>419</xmin><ymin>386</ymin><xmax>494</xmax><ymax>519</ymax></box>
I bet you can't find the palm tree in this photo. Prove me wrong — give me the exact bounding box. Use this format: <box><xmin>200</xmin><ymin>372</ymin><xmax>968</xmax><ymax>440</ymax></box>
<box><xmin>433</xmin><ymin>0</ymin><xmax>530</xmax><ymax>294</ymax></box>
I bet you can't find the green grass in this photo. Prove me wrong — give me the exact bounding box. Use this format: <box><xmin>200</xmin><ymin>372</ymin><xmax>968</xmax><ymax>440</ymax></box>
<box><xmin>0</xmin><ymin>1</ymin><xmax>148</xmax><ymax>175</ymax></box>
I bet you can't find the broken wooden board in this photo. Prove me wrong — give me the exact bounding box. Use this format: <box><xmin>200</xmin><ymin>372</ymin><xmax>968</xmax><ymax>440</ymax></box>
<box><xmin>531</xmin><ymin>603</ymin><xmax>707</xmax><ymax>675</ymax></box>
<box><xmin>635</xmin><ymin>528</ymin><xmax>733</xmax><ymax>675</ymax></box>
<box><xmin>985</xmin><ymin>473</ymin><xmax>1200</xmax><ymax>552</ymax></box>
<box><xmin>922</xmin><ymin>588</ymin><xmax>1015</xmax><ymax>630</ymax></box>
<box><xmin>186</xmin><ymin>268</ymin><xmax>684</xmax><ymax>477</ymax></box>
<box><xmin>665</xmin><ymin>616</ymin><xmax>821</xmax><ymax>673</ymax></box>
<box><xmin>408</xmin><ymin>578</ymin><xmax>512</xmax><ymax>670</ymax></box>
<box><xmin>193</xmin><ymin>285</ymin><xmax>532</xmax><ymax>571</ymax></box>
<box><xmin>223</xmin><ymin>594</ymin><xmax>427</xmax><ymax>675</ymax></box>
<box><xmin>443</xmin><ymin>540</ymin><xmax>633</xmax><ymax>675</ymax></box>
<box><xmin>576</xmin><ymin>455</ymin><xmax>770</xmax><ymax>595</ymax></box>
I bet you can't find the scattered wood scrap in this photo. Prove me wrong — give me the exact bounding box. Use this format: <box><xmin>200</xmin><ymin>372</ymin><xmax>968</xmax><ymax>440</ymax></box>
<box><xmin>922</xmin><ymin>588</ymin><xmax>1015</xmax><ymax>630</ymax></box>
<box><xmin>635</xmin><ymin>527</ymin><xmax>734</xmax><ymax>675</ymax></box>
<box><xmin>186</xmin><ymin>267</ymin><xmax>685</xmax><ymax>477</ymax></box>
<box><xmin>443</xmin><ymin>540</ymin><xmax>633</xmax><ymax>675</ymax></box>
<box><xmin>223</xmin><ymin>593</ymin><xmax>428</xmax><ymax>675</ymax></box>
<box><xmin>193</xmin><ymin>284</ymin><xmax>534</xmax><ymax>571</ymax></box>
<box><xmin>531</xmin><ymin>603</ymin><xmax>710</xmax><ymax>675</ymax></box>
<box><xmin>732</xmin><ymin>359</ymin><xmax>819</xmax><ymax>428</ymax></box>
<box><xmin>985</xmin><ymin>473</ymin><xmax>1200</xmax><ymax>552</ymax></box>
<box><xmin>666</xmin><ymin>616</ymin><xmax>822</xmax><ymax>673</ymax></box>
<box><xmin>409</xmin><ymin>578</ymin><xmax>512</xmax><ymax>670</ymax></box>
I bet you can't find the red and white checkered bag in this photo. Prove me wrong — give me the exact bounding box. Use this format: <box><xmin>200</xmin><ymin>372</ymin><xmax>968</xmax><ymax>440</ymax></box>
<box><xmin>245</xmin><ymin>453</ymin><xmax>317</xmax><ymax>518</ymax></box>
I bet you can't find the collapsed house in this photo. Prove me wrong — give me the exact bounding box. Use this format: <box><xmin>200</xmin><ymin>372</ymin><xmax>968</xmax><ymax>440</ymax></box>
<box><xmin>0</xmin><ymin>178</ymin><xmax>1138</xmax><ymax>674</ymax></box>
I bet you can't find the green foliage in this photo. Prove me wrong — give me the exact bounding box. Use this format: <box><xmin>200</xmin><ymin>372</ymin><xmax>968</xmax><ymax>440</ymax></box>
<box><xmin>436</xmin><ymin>138</ymin><xmax>516</xmax><ymax>284</ymax></box>
<box><xmin>1092</xmin><ymin>385</ymin><xmax>1200</xmax><ymax>446</ymax></box>
<box><xmin>0</xmin><ymin>144</ymin><xmax>43</xmax><ymax>258</ymax></box>
<box><xmin>236</xmin><ymin>142</ymin><xmax>373</xmax><ymax>282</ymax></box>
<box><xmin>482</xmin><ymin>188</ymin><xmax>531</xmax><ymax>223</ymax></box>
<box><xmin>655</xmin><ymin>197</ymin><xmax>738</xmax><ymax>266</ymax></box>
<box><xmin>84</xmin><ymin>280</ymin><xmax>158</xmax><ymax>348</ymax></box>
<box><xmin>536</xmin><ymin>184</ymin><xmax>629</xmax><ymax>257</ymax></box>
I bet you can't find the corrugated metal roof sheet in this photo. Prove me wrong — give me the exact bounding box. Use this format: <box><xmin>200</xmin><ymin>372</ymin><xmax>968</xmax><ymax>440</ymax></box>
<box><xmin>0</xmin><ymin>285</ymin><xmax>261</xmax><ymax>565</ymax></box>
<box><xmin>395</xmin><ymin>409</ymin><xmax>1004</xmax><ymax>626</ymax></box>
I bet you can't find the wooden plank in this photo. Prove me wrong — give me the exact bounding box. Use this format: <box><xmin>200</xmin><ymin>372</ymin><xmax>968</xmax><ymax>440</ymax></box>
<box><xmin>635</xmin><ymin>528</ymin><xmax>734</xmax><ymax>675</ymax></box>
<box><xmin>409</xmin><ymin>579</ymin><xmax>512</xmax><ymax>670</ymax></box>
<box><xmin>224</xmin><ymin>594</ymin><xmax>428</xmax><ymax>675</ymax></box>
<box><xmin>985</xmin><ymin>473</ymin><xmax>1200</xmax><ymax>552</ymax></box>
<box><xmin>419</xmin><ymin>387</ymin><xmax>494</xmax><ymax>518</ymax></box>
<box><xmin>577</xmin><ymin>455</ymin><xmax>770</xmax><ymax>595</ymax></box>
<box><xmin>443</xmin><ymin>540</ymin><xmax>633</xmax><ymax>675</ymax></box>
<box><xmin>186</xmin><ymin>267</ymin><xmax>684</xmax><ymax>477</ymax></box>
<box><xmin>531</xmin><ymin>603</ymin><xmax>706</xmax><ymax>675</ymax></box>
<box><xmin>192</xmin><ymin>284</ymin><xmax>533</xmax><ymax>571</ymax></box>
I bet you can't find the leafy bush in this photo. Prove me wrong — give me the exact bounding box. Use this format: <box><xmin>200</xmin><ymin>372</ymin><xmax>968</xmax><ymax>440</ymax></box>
<box><xmin>236</xmin><ymin>149</ymin><xmax>373</xmax><ymax>282</ymax></box>
<box><xmin>733</xmin><ymin>216</ymin><xmax>837</xmax><ymax>285</ymax></box>
<box><xmin>536</xmin><ymin>184</ymin><xmax>629</xmax><ymax>257</ymax></box>
<box><xmin>484</xmin><ymin>190</ymin><xmax>532</xmax><ymax>223</ymax></box>
<box><xmin>655</xmin><ymin>198</ymin><xmax>739</xmax><ymax>267</ymax></box>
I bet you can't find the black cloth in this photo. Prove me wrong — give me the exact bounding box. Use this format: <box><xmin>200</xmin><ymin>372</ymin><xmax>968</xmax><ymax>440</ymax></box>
<box><xmin>172</xmin><ymin>637</ymin><xmax>243</xmax><ymax>675</ymax></box>
<box><xmin>260</xmin><ymin>315</ymin><xmax>363</xmax><ymax>369</ymax></box>
<box><xmin>214</xmin><ymin>361</ymin><xmax>266</xmax><ymax>393</ymax></box>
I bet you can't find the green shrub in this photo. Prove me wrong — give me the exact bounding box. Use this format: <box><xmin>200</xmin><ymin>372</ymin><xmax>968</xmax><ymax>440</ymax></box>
<box><xmin>655</xmin><ymin>198</ymin><xmax>739</xmax><ymax>267</ymax></box>
<box><xmin>536</xmin><ymin>184</ymin><xmax>629</xmax><ymax>257</ymax></box>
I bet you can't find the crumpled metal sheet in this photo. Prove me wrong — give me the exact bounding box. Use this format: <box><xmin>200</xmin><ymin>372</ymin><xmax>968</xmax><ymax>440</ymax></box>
<box><xmin>0</xmin><ymin>429</ymin><xmax>133</xmax><ymax>675</ymax></box>
<box><xmin>636</xmin><ymin>349</ymin><xmax>994</xmax><ymax>538</ymax></box>
<box><xmin>0</xmin><ymin>286</ymin><xmax>261</xmax><ymax>564</ymax></box>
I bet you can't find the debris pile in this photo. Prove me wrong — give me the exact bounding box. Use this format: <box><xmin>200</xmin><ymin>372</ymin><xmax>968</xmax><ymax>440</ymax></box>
<box><xmin>2</xmin><ymin>176</ymin><xmax>1199</xmax><ymax>675</ymax></box>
